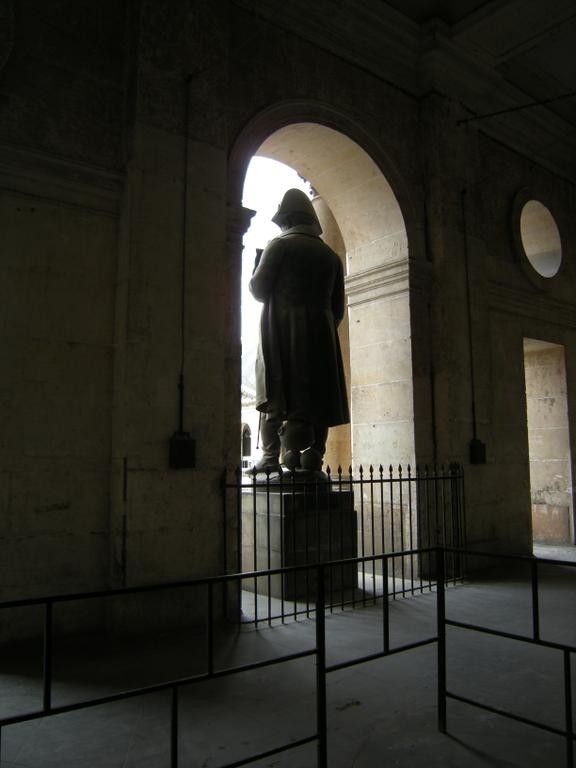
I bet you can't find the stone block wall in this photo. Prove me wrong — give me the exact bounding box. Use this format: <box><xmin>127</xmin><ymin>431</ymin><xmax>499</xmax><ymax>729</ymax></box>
<box><xmin>0</xmin><ymin>2</ymin><xmax>126</xmax><ymax>611</ymax></box>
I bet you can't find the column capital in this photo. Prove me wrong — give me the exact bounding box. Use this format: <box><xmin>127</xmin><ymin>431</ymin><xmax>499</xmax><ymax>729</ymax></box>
<box><xmin>226</xmin><ymin>203</ymin><xmax>256</xmax><ymax>246</ymax></box>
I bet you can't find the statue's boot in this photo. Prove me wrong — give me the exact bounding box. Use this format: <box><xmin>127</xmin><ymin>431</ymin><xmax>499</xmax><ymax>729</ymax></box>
<box><xmin>253</xmin><ymin>416</ymin><xmax>282</xmax><ymax>473</ymax></box>
<box><xmin>282</xmin><ymin>449</ymin><xmax>301</xmax><ymax>471</ymax></box>
<box><xmin>300</xmin><ymin>447</ymin><xmax>323</xmax><ymax>472</ymax></box>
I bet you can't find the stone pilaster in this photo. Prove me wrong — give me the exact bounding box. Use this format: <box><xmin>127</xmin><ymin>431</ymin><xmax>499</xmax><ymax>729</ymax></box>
<box><xmin>224</xmin><ymin>203</ymin><xmax>255</xmax><ymax>470</ymax></box>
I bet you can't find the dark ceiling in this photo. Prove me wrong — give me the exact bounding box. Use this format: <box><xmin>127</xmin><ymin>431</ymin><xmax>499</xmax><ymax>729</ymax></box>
<box><xmin>378</xmin><ymin>0</ymin><xmax>576</xmax><ymax>179</ymax></box>
<box><xmin>379</xmin><ymin>0</ymin><xmax>496</xmax><ymax>25</ymax></box>
<box><xmin>239</xmin><ymin>0</ymin><xmax>576</xmax><ymax>180</ymax></box>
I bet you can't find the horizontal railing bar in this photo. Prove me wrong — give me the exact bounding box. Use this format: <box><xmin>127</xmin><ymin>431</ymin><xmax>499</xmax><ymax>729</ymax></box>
<box><xmin>0</xmin><ymin>550</ymin><xmax>439</xmax><ymax>610</ymax></box>
<box><xmin>446</xmin><ymin>690</ymin><xmax>574</xmax><ymax>740</ymax></box>
<box><xmin>0</xmin><ymin>648</ymin><xmax>317</xmax><ymax>728</ymax></box>
<box><xmin>248</xmin><ymin>580</ymin><xmax>441</xmax><ymax>626</ymax></box>
<box><xmin>219</xmin><ymin>734</ymin><xmax>319</xmax><ymax>768</ymax></box>
<box><xmin>446</xmin><ymin>619</ymin><xmax>576</xmax><ymax>653</ymax></box>
<box><xmin>326</xmin><ymin>636</ymin><xmax>438</xmax><ymax>673</ymax></box>
<box><xmin>209</xmin><ymin>648</ymin><xmax>317</xmax><ymax>680</ymax></box>
<box><xmin>442</xmin><ymin>547</ymin><xmax>576</xmax><ymax>569</ymax></box>
<box><xmin>228</xmin><ymin>474</ymin><xmax>463</xmax><ymax>490</ymax></box>
<box><xmin>236</xmin><ymin>548</ymin><xmax>434</xmax><ymax>579</ymax></box>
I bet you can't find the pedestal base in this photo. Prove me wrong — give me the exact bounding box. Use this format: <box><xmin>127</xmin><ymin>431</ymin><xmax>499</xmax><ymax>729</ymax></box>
<box><xmin>242</xmin><ymin>486</ymin><xmax>357</xmax><ymax>601</ymax></box>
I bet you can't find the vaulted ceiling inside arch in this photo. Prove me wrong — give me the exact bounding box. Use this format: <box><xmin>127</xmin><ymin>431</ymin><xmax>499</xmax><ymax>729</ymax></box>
<box><xmin>257</xmin><ymin>123</ymin><xmax>407</xmax><ymax>266</ymax></box>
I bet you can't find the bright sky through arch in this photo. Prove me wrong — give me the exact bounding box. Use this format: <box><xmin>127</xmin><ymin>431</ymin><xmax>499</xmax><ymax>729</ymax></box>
<box><xmin>241</xmin><ymin>156</ymin><xmax>313</xmax><ymax>390</ymax></box>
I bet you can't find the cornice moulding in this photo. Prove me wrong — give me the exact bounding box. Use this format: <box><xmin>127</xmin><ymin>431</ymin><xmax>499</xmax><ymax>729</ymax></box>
<box><xmin>346</xmin><ymin>258</ymin><xmax>410</xmax><ymax>306</ymax></box>
<box><xmin>0</xmin><ymin>143</ymin><xmax>122</xmax><ymax>213</ymax></box>
<box><xmin>488</xmin><ymin>282</ymin><xmax>576</xmax><ymax>329</ymax></box>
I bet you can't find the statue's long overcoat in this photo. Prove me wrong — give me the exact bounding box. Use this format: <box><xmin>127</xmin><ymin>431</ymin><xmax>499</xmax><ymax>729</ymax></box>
<box><xmin>249</xmin><ymin>227</ymin><xmax>350</xmax><ymax>427</ymax></box>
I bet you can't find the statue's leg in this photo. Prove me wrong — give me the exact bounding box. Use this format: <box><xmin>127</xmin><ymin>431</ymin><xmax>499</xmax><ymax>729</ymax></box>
<box><xmin>254</xmin><ymin>414</ymin><xmax>282</xmax><ymax>472</ymax></box>
<box><xmin>300</xmin><ymin>424</ymin><xmax>329</xmax><ymax>472</ymax></box>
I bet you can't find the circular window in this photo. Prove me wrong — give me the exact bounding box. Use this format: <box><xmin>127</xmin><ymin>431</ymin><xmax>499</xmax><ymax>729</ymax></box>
<box><xmin>519</xmin><ymin>200</ymin><xmax>562</xmax><ymax>278</ymax></box>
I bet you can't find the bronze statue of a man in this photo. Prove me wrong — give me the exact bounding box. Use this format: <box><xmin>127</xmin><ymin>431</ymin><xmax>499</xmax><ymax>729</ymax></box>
<box><xmin>249</xmin><ymin>188</ymin><xmax>350</xmax><ymax>473</ymax></box>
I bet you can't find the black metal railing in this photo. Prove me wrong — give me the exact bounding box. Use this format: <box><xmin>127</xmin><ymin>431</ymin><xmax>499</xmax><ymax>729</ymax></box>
<box><xmin>0</xmin><ymin>547</ymin><xmax>573</xmax><ymax>766</ymax></box>
<box><xmin>438</xmin><ymin>547</ymin><xmax>576</xmax><ymax>768</ymax></box>
<box><xmin>223</xmin><ymin>463</ymin><xmax>466</xmax><ymax>625</ymax></box>
<box><xmin>0</xmin><ymin>550</ymin><xmax>439</xmax><ymax>768</ymax></box>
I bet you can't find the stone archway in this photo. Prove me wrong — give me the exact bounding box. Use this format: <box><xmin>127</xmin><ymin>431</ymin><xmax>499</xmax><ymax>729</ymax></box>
<box><xmin>228</xmin><ymin>106</ymin><xmax>418</xmax><ymax>469</ymax></box>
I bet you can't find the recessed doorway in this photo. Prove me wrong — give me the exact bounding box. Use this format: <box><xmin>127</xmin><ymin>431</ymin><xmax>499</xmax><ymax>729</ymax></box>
<box><xmin>523</xmin><ymin>338</ymin><xmax>574</xmax><ymax>551</ymax></box>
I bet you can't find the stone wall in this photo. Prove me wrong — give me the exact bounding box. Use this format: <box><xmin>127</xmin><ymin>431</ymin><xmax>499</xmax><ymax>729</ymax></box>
<box><xmin>0</xmin><ymin>2</ymin><xmax>126</xmax><ymax>609</ymax></box>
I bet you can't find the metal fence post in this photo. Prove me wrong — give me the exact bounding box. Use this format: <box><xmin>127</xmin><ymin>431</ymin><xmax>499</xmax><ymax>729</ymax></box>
<box><xmin>171</xmin><ymin>685</ymin><xmax>179</xmax><ymax>768</ymax></box>
<box><xmin>207</xmin><ymin>581</ymin><xmax>214</xmax><ymax>676</ymax></box>
<box><xmin>316</xmin><ymin>564</ymin><xmax>327</xmax><ymax>768</ymax></box>
<box><xmin>531</xmin><ymin>558</ymin><xmax>540</xmax><ymax>642</ymax></box>
<box><xmin>437</xmin><ymin>548</ymin><xmax>447</xmax><ymax>734</ymax></box>
<box><xmin>564</xmin><ymin>650</ymin><xmax>573</xmax><ymax>768</ymax></box>
<box><xmin>43</xmin><ymin>601</ymin><xmax>53</xmax><ymax>712</ymax></box>
<box><xmin>382</xmin><ymin>555</ymin><xmax>390</xmax><ymax>654</ymax></box>
<box><xmin>235</xmin><ymin>467</ymin><xmax>243</xmax><ymax>622</ymax></box>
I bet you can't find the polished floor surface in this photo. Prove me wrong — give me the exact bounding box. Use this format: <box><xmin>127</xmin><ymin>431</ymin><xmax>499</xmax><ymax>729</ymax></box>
<box><xmin>0</xmin><ymin>544</ymin><xmax>573</xmax><ymax>767</ymax></box>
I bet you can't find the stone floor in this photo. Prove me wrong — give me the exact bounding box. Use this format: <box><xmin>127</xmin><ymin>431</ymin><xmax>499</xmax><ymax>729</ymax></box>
<box><xmin>0</xmin><ymin>545</ymin><xmax>573</xmax><ymax>767</ymax></box>
<box><xmin>534</xmin><ymin>542</ymin><xmax>576</xmax><ymax>563</ymax></box>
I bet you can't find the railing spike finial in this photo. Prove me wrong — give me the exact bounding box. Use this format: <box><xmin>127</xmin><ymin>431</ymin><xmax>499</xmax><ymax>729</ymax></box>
<box><xmin>389</xmin><ymin>464</ymin><xmax>393</xmax><ymax>476</ymax></box>
<box><xmin>359</xmin><ymin>464</ymin><xmax>364</xmax><ymax>478</ymax></box>
<box><xmin>337</xmin><ymin>465</ymin><xmax>343</xmax><ymax>478</ymax></box>
<box><xmin>369</xmin><ymin>464</ymin><xmax>374</xmax><ymax>477</ymax></box>
<box><xmin>348</xmin><ymin>465</ymin><xmax>353</xmax><ymax>478</ymax></box>
<box><xmin>326</xmin><ymin>464</ymin><xmax>331</xmax><ymax>478</ymax></box>
<box><xmin>398</xmin><ymin>464</ymin><xmax>402</xmax><ymax>476</ymax></box>
<box><xmin>379</xmin><ymin>464</ymin><xmax>384</xmax><ymax>476</ymax></box>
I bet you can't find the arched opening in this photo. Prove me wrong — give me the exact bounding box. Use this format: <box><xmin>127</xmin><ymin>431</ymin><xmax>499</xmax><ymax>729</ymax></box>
<box><xmin>237</xmin><ymin>121</ymin><xmax>414</xmax><ymax>469</ymax></box>
<box><xmin>241</xmin><ymin>424</ymin><xmax>252</xmax><ymax>458</ymax></box>
<box><xmin>228</xmin><ymin>113</ymin><xmax>431</xmax><ymax>617</ymax></box>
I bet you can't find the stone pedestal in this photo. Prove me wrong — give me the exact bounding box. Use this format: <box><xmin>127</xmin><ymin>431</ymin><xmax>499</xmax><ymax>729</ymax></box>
<box><xmin>242</xmin><ymin>484</ymin><xmax>357</xmax><ymax>601</ymax></box>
